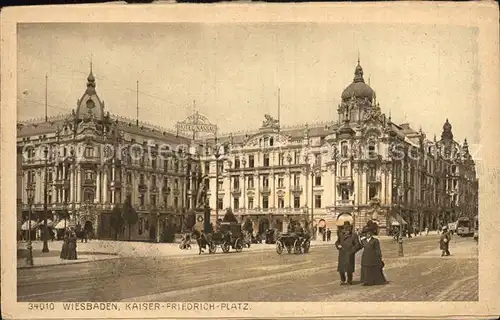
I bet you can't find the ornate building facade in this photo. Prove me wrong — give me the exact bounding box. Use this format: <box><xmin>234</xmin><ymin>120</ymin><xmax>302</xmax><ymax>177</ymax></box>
<box><xmin>200</xmin><ymin>61</ymin><xmax>479</xmax><ymax>236</ymax></box>
<box><xmin>17</xmin><ymin>67</ymin><xmax>201</xmax><ymax>241</ymax></box>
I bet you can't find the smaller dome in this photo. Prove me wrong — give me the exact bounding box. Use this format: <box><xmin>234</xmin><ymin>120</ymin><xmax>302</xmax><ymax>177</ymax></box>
<box><xmin>341</xmin><ymin>63</ymin><xmax>375</xmax><ymax>102</ymax></box>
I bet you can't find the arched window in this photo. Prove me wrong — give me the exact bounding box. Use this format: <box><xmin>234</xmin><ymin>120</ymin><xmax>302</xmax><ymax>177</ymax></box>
<box><xmin>340</xmin><ymin>141</ymin><xmax>348</xmax><ymax>158</ymax></box>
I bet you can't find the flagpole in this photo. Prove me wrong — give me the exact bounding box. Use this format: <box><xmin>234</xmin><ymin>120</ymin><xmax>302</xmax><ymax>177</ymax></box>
<box><xmin>278</xmin><ymin>88</ymin><xmax>281</xmax><ymax>134</ymax></box>
<box><xmin>136</xmin><ymin>81</ymin><xmax>139</xmax><ymax>126</ymax></box>
<box><xmin>45</xmin><ymin>74</ymin><xmax>48</xmax><ymax>122</ymax></box>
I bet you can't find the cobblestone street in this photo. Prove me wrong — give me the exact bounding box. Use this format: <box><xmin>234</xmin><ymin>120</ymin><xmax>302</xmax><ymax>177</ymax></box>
<box><xmin>18</xmin><ymin>234</ymin><xmax>478</xmax><ymax>302</ymax></box>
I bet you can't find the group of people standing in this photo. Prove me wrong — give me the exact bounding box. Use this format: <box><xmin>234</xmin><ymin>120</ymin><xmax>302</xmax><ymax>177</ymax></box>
<box><xmin>334</xmin><ymin>221</ymin><xmax>388</xmax><ymax>286</ymax></box>
<box><xmin>60</xmin><ymin>228</ymin><xmax>78</xmax><ymax>260</ymax></box>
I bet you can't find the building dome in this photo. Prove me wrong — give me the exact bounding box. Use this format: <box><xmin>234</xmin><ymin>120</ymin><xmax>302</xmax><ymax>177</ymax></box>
<box><xmin>341</xmin><ymin>62</ymin><xmax>375</xmax><ymax>102</ymax></box>
<box><xmin>75</xmin><ymin>64</ymin><xmax>104</xmax><ymax>122</ymax></box>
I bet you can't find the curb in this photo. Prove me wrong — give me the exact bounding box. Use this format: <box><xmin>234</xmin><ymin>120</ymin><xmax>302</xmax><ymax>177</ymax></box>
<box><xmin>17</xmin><ymin>254</ymin><xmax>120</xmax><ymax>270</ymax></box>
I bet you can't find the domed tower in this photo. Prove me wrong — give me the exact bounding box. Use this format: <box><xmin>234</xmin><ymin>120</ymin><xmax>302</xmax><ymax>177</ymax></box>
<box><xmin>75</xmin><ymin>63</ymin><xmax>106</xmax><ymax>124</ymax></box>
<box><xmin>338</xmin><ymin>58</ymin><xmax>376</xmax><ymax>124</ymax></box>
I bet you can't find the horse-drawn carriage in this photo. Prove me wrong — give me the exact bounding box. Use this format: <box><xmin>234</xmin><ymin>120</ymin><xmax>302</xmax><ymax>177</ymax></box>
<box><xmin>276</xmin><ymin>232</ymin><xmax>311</xmax><ymax>255</ymax></box>
<box><xmin>206</xmin><ymin>222</ymin><xmax>246</xmax><ymax>254</ymax></box>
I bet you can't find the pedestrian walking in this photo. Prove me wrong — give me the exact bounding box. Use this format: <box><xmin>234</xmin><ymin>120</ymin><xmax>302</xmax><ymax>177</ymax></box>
<box><xmin>327</xmin><ymin>228</ymin><xmax>332</xmax><ymax>242</ymax></box>
<box><xmin>356</xmin><ymin>224</ymin><xmax>388</xmax><ymax>286</ymax></box>
<box><xmin>60</xmin><ymin>230</ymin><xmax>69</xmax><ymax>260</ymax></box>
<box><xmin>334</xmin><ymin>221</ymin><xmax>359</xmax><ymax>285</ymax></box>
<box><xmin>67</xmin><ymin>228</ymin><xmax>78</xmax><ymax>260</ymax></box>
<box><xmin>439</xmin><ymin>226</ymin><xmax>451</xmax><ymax>256</ymax></box>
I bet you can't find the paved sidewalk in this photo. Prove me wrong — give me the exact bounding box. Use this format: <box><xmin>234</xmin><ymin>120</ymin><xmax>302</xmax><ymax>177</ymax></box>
<box><xmin>17</xmin><ymin>254</ymin><xmax>120</xmax><ymax>269</ymax></box>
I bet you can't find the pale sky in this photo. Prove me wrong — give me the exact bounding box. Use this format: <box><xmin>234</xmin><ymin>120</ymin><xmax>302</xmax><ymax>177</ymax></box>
<box><xmin>17</xmin><ymin>23</ymin><xmax>479</xmax><ymax>144</ymax></box>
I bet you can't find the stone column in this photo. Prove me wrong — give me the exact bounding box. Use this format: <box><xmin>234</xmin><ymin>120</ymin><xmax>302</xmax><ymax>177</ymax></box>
<box><xmin>70</xmin><ymin>167</ymin><xmax>74</xmax><ymax>202</ymax></box>
<box><xmin>270</xmin><ymin>172</ymin><xmax>275</xmax><ymax>209</ymax></box>
<box><xmin>380</xmin><ymin>167</ymin><xmax>386</xmax><ymax>205</ymax></box>
<box><xmin>254</xmin><ymin>172</ymin><xmax>260</xmax><ymax>209</ymax></box>
<box><xmin>76</xmin><ymin>166</ymin><xmax>81</xmax><ymax>203</ymax></box>
<box><xmin>103</xmin><ymin>168</ymin><xmax>108</xmax><ymax>203</ymax></box>
<box><xmin>282</xmin><ymin>215</ymin><xmax>288</xmax><ymax>233</ymax></box>
<box><xmin>96</xmin><ymin>170</ymin><xmax>101</xmax><ymax>203</ymax></box>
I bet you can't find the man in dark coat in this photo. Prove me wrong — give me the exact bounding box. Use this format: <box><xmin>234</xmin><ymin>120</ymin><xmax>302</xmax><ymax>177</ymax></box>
<box><xmin>439</xmin><ymin>226</ymin><xmax>451</xmax><ymax>256</ymax></box>
<box><xmin>334</xmin><ymin>221</ymin><xmax>360</xmax><ymax>285</ymax></box>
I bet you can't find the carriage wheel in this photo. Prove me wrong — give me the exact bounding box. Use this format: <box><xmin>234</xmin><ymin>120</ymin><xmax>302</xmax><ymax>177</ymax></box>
<box><xmin>276</xmin><ymin>241</ymin><xmax>284</xmax><ymax>255</ymax></box>
<box><xmin>286</xmin><ymin>245</ymin><xmax>292</xmax><ymax>254</ymax></box>
<box><xmin>209</xmin><ymin>243</ymin><xmax>217</xmax><ymax>254</ymax></box>
<box><xmin>235</xmin><ymin>239</ymin><xmax>243</xmax><ymax>253</ymax></box>
<box><xmin>222</xmin><ymin>242</ymin><xmax>231</xmax><ymax>253</ymax></box>
<box><xmin>293</xmin><ymin>239</ymin><xmax>302</xmax><ymax>254</ymax></box>
<box><xmin>303</xmin><ymin>240</ymin><xmax>311</xmax><ymax>254</ymax></box>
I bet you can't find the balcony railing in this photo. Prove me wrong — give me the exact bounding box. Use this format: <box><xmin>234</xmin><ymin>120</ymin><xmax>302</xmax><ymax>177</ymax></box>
<box><xmin>291</xmin><ymin>186</ymin><xmax>303</xmax><ymax>193</ymax></box>
<box><xmin>368</xmin><ymin>176</ymin><xmax>380</xmax><ymax>183</ymax></box>
<box><xmin>261</xmin><ymin>186</ymin><xmax>271</xmax><ymax>194</ymax></box>
<box><xmin>337</xmin><ymin>176</ymin><xmax>353</xmax><ymax>183</ymax></box>
<box><xmin>337</xmin><ymin>199</ymin><xmax>354</xmax><ymax>206</ymax></box>
<box><xmin>232</xmin><ymin>188</ymin><xmax>242</xmax><ymax>195</ymax></box>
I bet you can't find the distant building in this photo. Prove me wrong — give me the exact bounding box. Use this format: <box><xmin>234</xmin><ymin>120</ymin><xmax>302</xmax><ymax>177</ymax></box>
<box><xmin>200</xmin><ymin>61</ymin><xmax>478</xmax><ymax>236</ymax></box>
<box><xmin>17</xmin><ymin>67</ymin><xmax>200</xmax><ymax>241</ymax></box>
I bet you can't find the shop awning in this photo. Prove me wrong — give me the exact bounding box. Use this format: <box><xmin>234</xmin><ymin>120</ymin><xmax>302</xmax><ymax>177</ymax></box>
<box><xmin>390</xmin><ymin>215</ymin><xmax>407</xmax><ymax>226</ymax></box>
<box><xmin>55</xmin><ymin>219</ymin><xmax>75</xmax><ymax>229</ymax></box>
<box><xmin>36</xmin><ymin>219</ymin><xmax>54</xmax><ymax>228</ymax></box>
<box><xmin>336</xmin><ymin>214</ymin><xmax>354</xmax><ymax>227</ymax></box>
<box><xmin>21</xmin><ymin>220</ymin><xmax>39</xmax><ymax>231</ymax></box>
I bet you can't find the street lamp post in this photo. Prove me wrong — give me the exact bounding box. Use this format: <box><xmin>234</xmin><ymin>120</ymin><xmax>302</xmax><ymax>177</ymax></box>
<box><xmin>213</xmin><ymin>140</ymin><xmax>223</xmax><ymax>222</ymax></box>
<box><xmin>42</xmin><ymin>147</ymin><xmax>50</xmax><ymax>253</ymax></box>
<box><xmin>25</xmin><ymin>183</ymin><xmax>35</xmax><ymax>267</ymax></box>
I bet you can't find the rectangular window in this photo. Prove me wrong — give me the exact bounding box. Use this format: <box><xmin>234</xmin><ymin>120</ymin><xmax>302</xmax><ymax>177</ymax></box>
<box><xmin>151</xmin><ymin>158</ymin><xmax>157</xmax><ymax>169</ymax></box>
<box><xmin>174</xmin><ymin>197</ymin><xmax>178</xmax><ymax>208</ymax></box>
<box><xmin>278</xmin><ymin>153</ymin><xmax>284</xmax><ymax>166</ymax></box>
<box><xmin>234</xmin><ymin>158</ymin><xmax>240</xmax><ymax>169</ymax></box>
<box><xmin>315</xmin><ymin>195</ymin><xmax>321</xmax><ymax>208</ymax></box>
<box><xmin>248</xmin><ymin>197</ymin><xmax>254</xmax><ymax>209</ymax></box>
<box><xmin>314</xmin><ymin>154</ymin><xmax>321</xmax><ymax>166</ymax></box>
<box><xmin>218</xmin><ymin>180</ymin><xmax>223</xmax><ymax>191</ymax></box>
<box><xmin>140</xmin><ymin>174</ymin><xmax>145</xmax><ymax>185</ymax></box>
<box><xmin>140</xmin><ymin>194</ymin><xmax>145</xmax><ymax>206</ymax></box>
<box><xmin>249</xmin><ymin>155</ymin><xmax>254</xmax><ymax>168</ymax></box>
<box><xmin>278</xmin><ymin>176</ymin><xmax>284</xmax><ymax>188</ymax></box>
<box><xmin>174</xmin><ymin>179</ymin><xmax>179</xmax><ymax>189</ymax></box>
<box><xmin>263</xmin><ymin>175</ymin><xmax>269</xmax><ymax>187</ymax></box>
<box><xmin>233</xmin><ymin>177</ymin><xmax>240</xmax><ymax>189</ymax></box>
<box><xmin>294</xmin><ymin>151</ymin><xmax>300</xmax><ymax>164</ymax></box>
<box><xmin>217</xmin><ymin>198</ymin><xmax>223</xmax><ymax>210</ymax></box>
<box><xmin>293</xmin><ymin>174</ymin><xmax>300</xmax><ymax>186</ymax></box>
<box><xmin>234</xmin><ymin>198</ymin><xmax>239</xmax><ymax>210</ymax></box>
<box><xmin>278</xmin><ymin>197</ymin><xmax>284</xmax><ymax>208</ymax></box>
<box><xmin>127</xmin><ymin>173</ymin><xmax>132</xmax><ymax>184</ymax></box>
<box><xmin>341</xmin><ymin>142</ymin><xmax>348</xmax><ymax>157</ymax></box>
<box><xmin>315</xmin><ymin>175</ymin><xmax>322</xmax><ymax>186</ymax></box>
<box><xmin>369</xmin><ymin>185</ymin><xmax>377</xmax><ymax>199</ymax></box>
<box><xmin>151</xmin><ymin>195</ymin><xmax>156</xmax><ymax>206</ymax></box>
<box><xmin>341</xmin><ymin>189</ymin><xmax>349</xmax><ymax>200</ymax></box>
<box><xmin>262</xmin><ymin>196</ymin><xmax>269</xmax><ymax>209</ymax></box>
<box><xmin>85</xmin><ymin>147</ymin><xmax>93</xmax><ymax>158</ymax></box>
<box><xmin>151</xmin><ymin>175</ymin><xmax>156</xmax><ymax>187</ymax></box>
<box><xmin>263</xmin><ymin>154</ymin><xmax>270</xmax><ymax>167</ymax></box>
<box><xmin>293</xmin><ymin>196</ymin><xmax>300</xmax><ymax>208</ymax></box>
<box><xmin>204</xmin><ymin>161</ymin><xmax>210</xmax><ymax>174</ymax></box>
<box><xmin>164</xmin><ymin>160</ymin><xmax>168</xmax><ymax>172</ymax></box>
<box><xmin>248</xmin><ymin>176</ymin><xmax>254</xmax><ymax>189</ymax></box>
<box><xmin>340</xmin><ymin>164</ymin><xmax>348</xmax><ymax>177</ymax></box>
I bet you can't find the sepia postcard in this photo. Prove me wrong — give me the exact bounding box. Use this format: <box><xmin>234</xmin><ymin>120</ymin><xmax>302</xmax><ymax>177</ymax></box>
<box><xmin>1</xmin><ymin>2</ymin><xmax>499</xmax><ymax>319</ymax></box>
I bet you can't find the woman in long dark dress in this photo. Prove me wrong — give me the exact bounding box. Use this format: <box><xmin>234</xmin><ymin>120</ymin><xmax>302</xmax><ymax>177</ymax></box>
<box><xmin>60</xmin><ymin>231</ymin><xmax>69</xmax><ymax>260</ymax></box>
<box><xmin>358</xmin><ymin>226</ymin><xmax>388</xmax><ymax>286</ymax></box>
<box><xmin>67</xmin><ymin>229</ymin><xmax>78</xmax><ymax>260</ymax></box>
